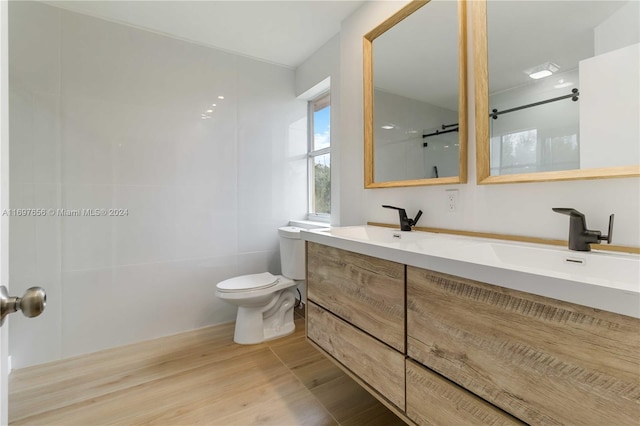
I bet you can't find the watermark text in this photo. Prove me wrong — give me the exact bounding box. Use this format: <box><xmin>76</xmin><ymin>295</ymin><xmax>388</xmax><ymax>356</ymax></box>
<box><xmin>2</xmin><ymin>208</ymin><xmax>129</xmax><ymax>217</ymax></box>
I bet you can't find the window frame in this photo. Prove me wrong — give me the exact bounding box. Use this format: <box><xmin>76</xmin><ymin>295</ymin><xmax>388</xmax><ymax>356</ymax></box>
<box><xmin>307</xmin><ymin>92</ymin><xmax>331</xmax><ymax>222</ymax></box>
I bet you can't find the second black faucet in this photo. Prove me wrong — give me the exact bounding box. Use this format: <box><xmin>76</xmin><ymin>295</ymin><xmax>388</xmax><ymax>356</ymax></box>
<box><xmin>382</xmin><ymin>205</ymin><xmax>423</xmax><ymax>231</ymax></box>
<box><xmin>552</xmin><ymin>208</ymin><xmax>614</xmax><ymax>251</ymax></box>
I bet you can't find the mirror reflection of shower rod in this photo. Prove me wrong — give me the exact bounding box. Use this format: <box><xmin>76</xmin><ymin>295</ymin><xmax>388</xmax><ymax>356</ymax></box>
<box><xmin>422</xmin><ymin>126</ymin><xmax>459</xmax><ymax>146</ymax></box>
<box><xmin>491</xmin><ymin>88</ymin><xmax>579</xmax><ymax>120</ymax></box>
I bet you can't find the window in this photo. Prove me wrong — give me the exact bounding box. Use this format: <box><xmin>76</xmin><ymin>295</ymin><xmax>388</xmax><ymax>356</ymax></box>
<box><xmin>308</xmin><ymin>93</ymin><xmax>331</xmax><ymax>220</ymax></box>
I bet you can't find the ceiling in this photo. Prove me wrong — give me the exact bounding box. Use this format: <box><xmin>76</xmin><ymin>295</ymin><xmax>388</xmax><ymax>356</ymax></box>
<box><xmin>44</xmin><ymin>0</ymin><xmax>368</xmax><ymax>68</ymax></box>
<box><xmin>43</xmin><ymin>0</ymin><xmax>633</xmax><ymax>107</ymax></box>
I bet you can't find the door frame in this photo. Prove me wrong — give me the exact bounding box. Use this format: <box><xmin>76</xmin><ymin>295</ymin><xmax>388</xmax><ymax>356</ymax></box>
<box><xmin>1</xmin><ymin>0</ymin><xmax>10</xmax><ymax>423</ymax></box>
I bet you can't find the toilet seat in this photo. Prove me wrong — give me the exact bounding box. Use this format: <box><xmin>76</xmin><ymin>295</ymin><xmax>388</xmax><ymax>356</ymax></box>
<box><xmin>216</xmin><ymin>272</ymin><xmax>279</xmax><ymax>293</ymax></box>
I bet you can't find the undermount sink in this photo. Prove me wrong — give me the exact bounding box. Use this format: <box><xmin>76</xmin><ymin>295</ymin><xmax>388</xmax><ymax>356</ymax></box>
<box><xmin>318</xmin><ymin>226</ymin><xmax>481</xmax><ymax>254</ymax></box>
<box><xmin>449</xmin><ymin>242</ymin><xmax>640</xmax><ymax>292</ymax></box>
<box><xmin>321</xmin><ymin>225</ymin><xmax>441</xmax><ymax>244</ymax></box>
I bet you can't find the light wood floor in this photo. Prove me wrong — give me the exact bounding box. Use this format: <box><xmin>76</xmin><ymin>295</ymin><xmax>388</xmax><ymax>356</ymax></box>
<box><xmin>9</xmin><ymin>310</ymin><xmax>405</xmax><ymax>425</ymax></box>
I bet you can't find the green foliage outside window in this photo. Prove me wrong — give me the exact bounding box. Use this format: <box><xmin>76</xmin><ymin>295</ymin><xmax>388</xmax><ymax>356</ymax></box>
<box><xmin>314</xmin><ymin>162</ymin><xmax>330</xmax><ymax>215</ymax></box>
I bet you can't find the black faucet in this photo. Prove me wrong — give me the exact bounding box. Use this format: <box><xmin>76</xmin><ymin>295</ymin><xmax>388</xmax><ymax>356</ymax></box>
<box><xmin>552</xmin><ymin>208</ymin><xmax>614</xmax><ymax>252</ymax></box>
<box><xmin>382</xmin><ymin>205</ymin><xmax>423</xmax><ymax>231</ymax></box>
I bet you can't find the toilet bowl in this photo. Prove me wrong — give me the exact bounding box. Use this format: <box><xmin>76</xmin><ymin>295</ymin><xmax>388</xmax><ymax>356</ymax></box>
<box><xmin>215</xmin><ymin>226</ymin><xmax>306</xmax><ymax>344</ymax></box>
<box><xmin>216</xmin><ymin>272</ymin><xmax>298</xmax><ymax>344</ymax></box>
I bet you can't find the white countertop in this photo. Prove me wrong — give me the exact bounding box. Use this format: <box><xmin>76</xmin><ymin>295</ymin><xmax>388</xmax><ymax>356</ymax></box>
<box><xmin>301</xmin><ymin>225</ymin><xmax>640</xmax><ymax>318</ymax></box>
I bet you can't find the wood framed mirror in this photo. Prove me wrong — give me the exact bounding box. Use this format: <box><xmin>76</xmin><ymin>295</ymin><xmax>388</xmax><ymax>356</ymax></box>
<box><xmin>473</xmin><ymin>0</ymin><xmax>640</xmax><ymax>184</ymax></box>
<box><xmin>364</xmin><ymin>0</ymin><xmax>468</xmax><ymax>189</ymax></box>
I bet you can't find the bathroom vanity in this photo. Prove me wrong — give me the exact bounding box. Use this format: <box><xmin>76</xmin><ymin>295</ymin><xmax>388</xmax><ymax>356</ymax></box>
<box><xmin>302</xmin><ymin>226</ymin><xmax>640</xmax><ymax>426</ymax></box>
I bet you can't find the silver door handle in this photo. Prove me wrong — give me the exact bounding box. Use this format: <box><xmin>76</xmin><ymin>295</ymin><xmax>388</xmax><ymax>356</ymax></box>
<box><xmin>0</xmin><ymin>285</ymin><xmax>46</xmax><ymax>326</ymax></box>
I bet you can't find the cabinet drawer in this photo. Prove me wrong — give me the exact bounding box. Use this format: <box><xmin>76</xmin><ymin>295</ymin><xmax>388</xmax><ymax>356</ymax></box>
<box><xmin>307</xmin><ymin>301</ymin><xmax>406</xmax><ymax>410</ymax></box>
<box><xmin>406</xmin><ymin>360</ymin><xmax>522</xmax><ymax>426</ymax></box>
<box><xmin>307</xmin><ymin>242</ymin><xmax>405</xmax><ymax>351</ymax></box>
<box><xmin>407</xmin><ymin>266</ymin><xmax>640</xmax><ymax>425</ymax></box>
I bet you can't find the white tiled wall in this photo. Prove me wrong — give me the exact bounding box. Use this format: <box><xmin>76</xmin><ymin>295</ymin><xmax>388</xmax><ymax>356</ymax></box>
<box><xmin>9</xmin><ymin>1</ymin><xmax>307</xmax><ymax>368</ymax></box>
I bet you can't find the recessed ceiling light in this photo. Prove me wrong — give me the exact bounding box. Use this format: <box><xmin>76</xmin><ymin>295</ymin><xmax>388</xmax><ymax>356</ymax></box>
<box><xmin>207</xmin><ymin>109</ymin><xmax>213</xmax><ymax>113</ymax></box>
<box><xmin>211</xmin><ymin>104</ymin><xmax>217</xmax><ymax>107</ymax></box>
<box><xmin>218</xmin><ymin>96</ymin><xmax>225</xmax><ymax>100</ymax></box>
<box><xmin>525</xmin><ymin>62</ymin><xmax>559</xmax><ymax>80</ymax></box>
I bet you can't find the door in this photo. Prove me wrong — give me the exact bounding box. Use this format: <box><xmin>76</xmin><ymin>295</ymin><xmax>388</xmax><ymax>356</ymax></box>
<box><xmin>1</xmin><ymin>2</ymin><xmax>49</xmax><ymax>419</ymax></box>
<box><xmin>1</xmin><ymin>0</ymin><xmax>8</xmax><ymax>422</ymax></box>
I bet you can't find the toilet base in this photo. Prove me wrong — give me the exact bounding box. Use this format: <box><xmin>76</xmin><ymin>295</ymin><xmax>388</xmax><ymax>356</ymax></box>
<box><xmin>233</xmin><ymin>288</ymin><xmax>297</xmax><ymax>345</ymax></box>
<box><xmin>263</xmin><ymin>321</ymin><xmax>295</xmax><ymax>342</ymax></box>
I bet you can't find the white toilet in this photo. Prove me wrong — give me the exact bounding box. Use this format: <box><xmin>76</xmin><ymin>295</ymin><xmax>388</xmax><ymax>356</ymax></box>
<box><xmin>215</xmin><ymin>226</ymin><xmax>305</xmax><ymax>344</ymax></box>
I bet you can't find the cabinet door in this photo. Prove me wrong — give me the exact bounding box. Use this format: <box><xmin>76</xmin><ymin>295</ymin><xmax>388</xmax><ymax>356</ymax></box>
<box><xmin>307</xmin><ymin>302</ymin><xmax>406</xmax><ymax>410</ymax></box>
<box><xmin>406</xmin><ymin>360</ymin><xmax>522</xmax><ymax>426</ymax></box>
<box><xmin>307</xmin><ymin>242</ymin><xmax>405</xmax><ymax>351</ymax></box>
<box><xmin>407</xmin><ymin>266</ymin><xmax>640</xmax><ymax>425</ymax></box>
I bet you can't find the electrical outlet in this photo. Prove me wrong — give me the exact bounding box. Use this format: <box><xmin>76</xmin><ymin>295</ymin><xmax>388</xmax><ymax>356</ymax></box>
<box><xmin>446</xmin><ymin>189</ymin><xmax>458</xmax><ymax>213</ymax></box>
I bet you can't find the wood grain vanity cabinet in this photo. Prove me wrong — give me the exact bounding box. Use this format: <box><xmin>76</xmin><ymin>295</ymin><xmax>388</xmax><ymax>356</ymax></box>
<box><xmin>407</xmin><ymin>266</ymin><xmax>640</xmax><ymax>426</ymax></box>
<box><xmin>306</xmin><ymin>242</ymin><xmax>405</xmax><ymax>351</ymax></box>
<box><xmin>406</xmin><ymin>359</ymin><xmax>520</xmax><ymax>426</ymax></box>
<box><xmin>306</xmin><ymin>242</ymin><xmax>406</xmax><ymax>410</ymax></box>
<box><xmin>306</xmin><ymin>241</ymin><xmax>640</xmax><ymax>425</ymax></box>
<box><xmin>307</xmin><ymin>302</ymin><xmax>406</xmax><ymax>409</ymax></box>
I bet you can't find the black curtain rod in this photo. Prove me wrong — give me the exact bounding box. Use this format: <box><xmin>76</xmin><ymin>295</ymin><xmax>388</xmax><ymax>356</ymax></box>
<box><xmin>491</xmin><ymin>88</ymin><xmax>579</xmax><ymax>119</ymax></box>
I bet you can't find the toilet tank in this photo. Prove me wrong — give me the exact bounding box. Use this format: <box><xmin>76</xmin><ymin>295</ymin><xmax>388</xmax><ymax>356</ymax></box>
<box><xmin>278</xmin><ymin>226</ymin><xmax>305</xmax><ymax>280</ymax></box>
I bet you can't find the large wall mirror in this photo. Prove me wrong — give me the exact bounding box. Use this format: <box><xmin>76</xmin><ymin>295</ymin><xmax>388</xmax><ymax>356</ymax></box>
<box><xmin>364</xmin><ymin>0</ymin><xmax>467</xmax><ymax>188</ymax></box>
<box><xmin>474</xmin><ymin>0</ymin><xmax>640</xmax><ymax>184</ymax></box>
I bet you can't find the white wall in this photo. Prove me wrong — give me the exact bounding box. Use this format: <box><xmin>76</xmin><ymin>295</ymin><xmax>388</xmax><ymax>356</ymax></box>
<box><xmin>297</xmin><ymin>0</ymin><xmax>639</xmax><ymax>247</ymax></box>
<box><xmin>594</xmin><ymin>0</ymin><xmax>640</xmax><ymax>55</ymax></box>
<box><xmin>295</xmin><ymin>35</ymin><xmax>340</xmax><ymax>99</ymax></box>
<box><xmin>9</xmin><ymin>1</ymin><xmax>307</xmax><ymax>368</ymax></box>
<box><xmin>580</xmin><ymin>44</ymin><xmax>639</xmax><ymax>169</ymax></box>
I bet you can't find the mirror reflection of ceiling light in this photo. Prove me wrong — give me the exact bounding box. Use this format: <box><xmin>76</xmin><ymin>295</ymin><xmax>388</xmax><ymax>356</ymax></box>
<box><xmin>525</xmin><ymin>62</ymin><xmax>559</xmax><ymax>80</ymax></box>
<box><xmin>554</xmin><ymin>79</ymin><xmax>573</xmax><ymax>89</ymax></box>
<box><xmin>381</xmin><ymin>125</ymin><xmax>395</xmax><ymax>130</ymax></box>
